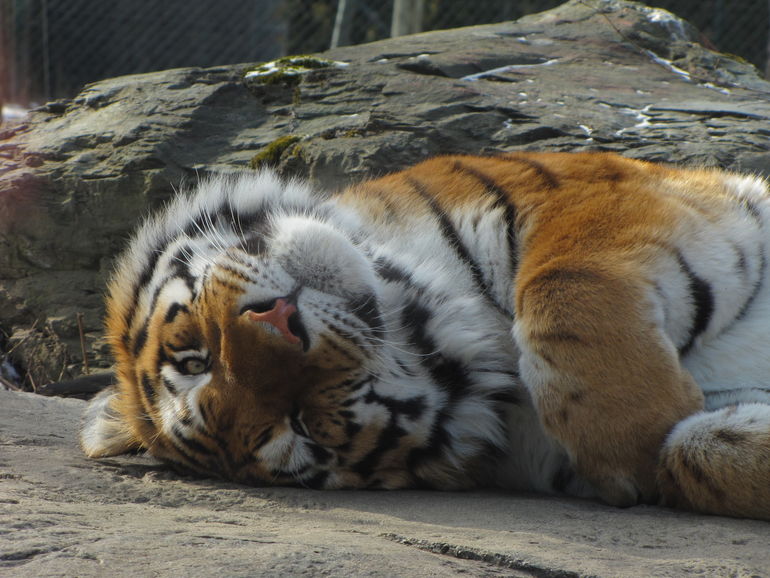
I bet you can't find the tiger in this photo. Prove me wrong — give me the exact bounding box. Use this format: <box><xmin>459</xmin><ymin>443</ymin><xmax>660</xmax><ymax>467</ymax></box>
<box><xmin>80</xmin><ymin>152</ymin><xmax>770</xmax><ymax>520</ymax></box>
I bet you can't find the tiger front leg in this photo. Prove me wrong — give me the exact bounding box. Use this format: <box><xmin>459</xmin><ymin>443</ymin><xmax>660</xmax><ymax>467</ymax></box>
<box><xmin>514</xmin><ymin>262</ymin><xmax>704</xmax><ymax>507</ymax></box>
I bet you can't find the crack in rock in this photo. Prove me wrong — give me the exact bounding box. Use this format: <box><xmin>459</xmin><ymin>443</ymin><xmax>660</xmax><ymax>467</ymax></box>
<box><xmin>1</xmin><ymin>547</ymin><xmax>54</xmax><ymax>563</ymax></box>
<box><xmin>381</xmin><ymin>533</ymin><xmax>593</xmax><ymax>578</ymax></box>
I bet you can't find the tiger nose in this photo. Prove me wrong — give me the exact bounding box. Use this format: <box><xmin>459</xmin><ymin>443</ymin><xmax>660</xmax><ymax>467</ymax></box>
<box><xmin>244</xmin><ymin>298</ymin><xmax>301</xmax><ymax>345</ymax></box>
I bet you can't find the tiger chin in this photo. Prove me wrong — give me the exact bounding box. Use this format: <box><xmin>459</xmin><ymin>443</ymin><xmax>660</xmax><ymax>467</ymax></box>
<box><xmin>81</xmin><ymin>152</ymin><xmax>770</xmax><ymax>521</ymax></box>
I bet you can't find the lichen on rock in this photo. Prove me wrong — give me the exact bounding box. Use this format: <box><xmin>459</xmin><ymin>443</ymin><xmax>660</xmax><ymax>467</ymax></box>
<box><xmin>249</xmin><ymin>135</ymin><xmax>302</xmax><ymax>169</ymax></box>
<box><xmin>243</xmin><ymin>55</ymin><xmax>349</xmax><ymax>86</ymax></box>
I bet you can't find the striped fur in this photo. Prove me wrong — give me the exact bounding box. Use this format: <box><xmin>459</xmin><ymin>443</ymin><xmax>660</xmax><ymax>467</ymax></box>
<box><xmin>81</xmin><ymin>152</ymin><xmax>770</xmax><ymax>519</ymax></box>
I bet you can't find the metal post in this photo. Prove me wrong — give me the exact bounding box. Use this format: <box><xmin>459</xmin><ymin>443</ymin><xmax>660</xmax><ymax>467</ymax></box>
<box><xmin>391</xmin><ymin>0</ymin><xmax>425</xmax><ymax>38</ymax></box>
<box><xmin>765</xmin><ymin>0</ymin><xmax>770</xmax><ymax>78</ymax></box>
<box><xmin>41</xmin><ymin>0</ymin><xmax>50</xmax><ymax>99</ymax></box>
<box><xmin>331</xmin><ymin>0</ymin><xmax>357</xmax><ymax>48</ymax></box>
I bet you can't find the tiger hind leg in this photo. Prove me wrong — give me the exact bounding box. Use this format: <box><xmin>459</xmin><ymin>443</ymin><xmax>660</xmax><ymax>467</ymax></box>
<box><xmin>658</xmin><ymin>403</ymin><xmax>770</xmax><ymax>520</ymax></box>
<box><xmin>514</xmin><ymin>262</ymin><xmax>705</xmax><ymax>507</ymax></box>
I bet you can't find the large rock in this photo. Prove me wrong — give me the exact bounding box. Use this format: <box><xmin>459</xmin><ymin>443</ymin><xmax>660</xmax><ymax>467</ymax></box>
<box><xmin>1</xmin><ymin>0</ymin><xmax>769</xmax><ymax>384</ymax></box>
<box><xmin>2</xmin><ymin>389</ymin><xmax>769</xmax><ymax>576</ymax></box>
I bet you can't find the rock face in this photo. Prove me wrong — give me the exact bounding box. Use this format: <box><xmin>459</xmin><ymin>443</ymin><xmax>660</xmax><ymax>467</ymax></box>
<box><xmin>1</xmin><ymin>0</ymin><xmax>769</xmax><ymax>384</ymax></box>
<box><xmin>2</xmin><ymin>389</ymin><xmax>770</xmax><ymax>576</ymax></box>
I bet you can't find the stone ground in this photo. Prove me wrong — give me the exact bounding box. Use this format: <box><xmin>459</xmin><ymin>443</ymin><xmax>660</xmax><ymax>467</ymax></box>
<box><xmin>2</xmin><ymin>390</ymin><xmax>768</xmax><ymax>577</ymax></box>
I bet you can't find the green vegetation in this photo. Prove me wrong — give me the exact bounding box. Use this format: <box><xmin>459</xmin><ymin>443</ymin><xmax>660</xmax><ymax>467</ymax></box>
<box><xmin>249</xmin><ymin>135</ymin><xmax>302</xmax><ymax>169</ymax></box>
<box><xmin>244</xmin><ymin>56</ymin><xmax>347</xmax><ymax>86</ymax></box>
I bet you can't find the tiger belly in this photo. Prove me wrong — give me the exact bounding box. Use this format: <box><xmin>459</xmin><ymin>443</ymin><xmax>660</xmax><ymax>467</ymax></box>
<box><xmin>666</xmin><ymin>171</ymin><xmax>770</xmax><ymax>408</ymax></box>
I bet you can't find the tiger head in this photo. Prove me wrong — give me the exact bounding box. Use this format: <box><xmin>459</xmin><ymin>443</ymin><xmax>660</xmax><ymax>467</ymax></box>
<box><xmin>80</xmin><ymin>171</ymin><xmax>510</xmax><ymax>489</ymax></box>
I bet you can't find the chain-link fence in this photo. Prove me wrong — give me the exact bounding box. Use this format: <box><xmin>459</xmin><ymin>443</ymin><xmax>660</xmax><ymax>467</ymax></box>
<box><xmin>2</xmin><ymin>0</ymin><xmax>769</xmax><ymax>111</ymax></box>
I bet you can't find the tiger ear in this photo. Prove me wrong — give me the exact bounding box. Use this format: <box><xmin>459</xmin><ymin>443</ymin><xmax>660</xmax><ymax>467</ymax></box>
<box><xmin>80</xmin><ymin>385</ymin><xmax>141</xmax><ymax>457</ymax></box>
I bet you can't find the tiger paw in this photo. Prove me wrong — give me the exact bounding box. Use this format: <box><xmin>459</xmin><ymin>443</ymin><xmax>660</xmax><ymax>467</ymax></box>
<box><xmin>592</xmin><ymin>475</ymin><xmax>646</xmax><ymax>508</ymax></box>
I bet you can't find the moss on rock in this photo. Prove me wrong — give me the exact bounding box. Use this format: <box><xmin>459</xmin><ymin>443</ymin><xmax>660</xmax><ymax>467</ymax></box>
<box><xmin>244</xmin><ymin>56</ymin><xmax>349</xmax><ymax>86</ymax></box>
<box><xmin>249</xmin><ymin>135</ymin><xmax>302</xmax><ymax>169</ymax></box>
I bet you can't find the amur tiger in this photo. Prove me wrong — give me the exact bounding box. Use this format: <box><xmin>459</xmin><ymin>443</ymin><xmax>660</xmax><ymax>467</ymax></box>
<box><xmin>80</xmin><ymin>152</ymin><xmax>770</xmax><ymax>520</ymax></box>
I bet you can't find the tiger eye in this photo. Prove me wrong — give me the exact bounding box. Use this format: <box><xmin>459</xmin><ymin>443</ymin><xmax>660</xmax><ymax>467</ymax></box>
<box><xmin>181</xmin><ymin>358</ymin><xmax>208</xmax><ymax>375</ymax></box>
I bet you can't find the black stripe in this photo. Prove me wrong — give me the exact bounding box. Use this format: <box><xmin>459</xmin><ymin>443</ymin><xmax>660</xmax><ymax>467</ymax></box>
<box><xmin>134</xmin><ymin>264</ymin><xmax>194</xmax><ymax>356</ymax></box>
<box><xmin>713</xmin><ymin>429</ymin><xmax>749</xmax><ymax>444</ymax></box>
<box><xmin>171</xmin><ymin>426</ymin><xmax>215</xmax><ymax>457</ymax></box>
<box><xmin>317</xmin><ymin>330</ymin><xmax>360</xmax><ymax>366</ymax></box>
<box><xmin>321</xmin><ymin>375</ymin><xmax>375</xmax><ymax>398</ymax></box>
<box><xmin>363</xmin><ymin>389</ymin><xmax>427</xmax><ymax>421</ymax></box>
<box><xmin>211</xmin><ymin>274</ymin><xmax>243</xmax><ymax>293</ymax></box>
<box><xmin>349</xmin><ymin>375</ymin><xmax>376</xmax><ymax>392</ymax></box>
<box><xmin>124</xmin><ymin>208</ymin><xmax>209</xmax><ymax>334</ymax></box>
<box><xmin>250</xmin><ymin>426</ymin><xmax>274</xmax><ymax>453</ymax></box>
<box><xmin>133</xmin><ymin>322</ymin><xmax>149</xmax><ymax>356</ymax></box>
<box><xmin>181</xmin><ymin>211</ymin><xmax>217</xmax><ymax>249</ymax></box>
<box><xmin>400</xmin><ymin>297</ymin><xmax>496</xmax><ymax>471</ymax></box>
<box><xmin>736</xmin><ymin>250</ymin><xmax>766</xmax><ymax>321</ymax></box>
<box><xmin>169</xmin><ymin>247</ymin><xmax>198</xmax><ymax>292</ymax></box>
<box><xmin>198</xmin><ymin>399</ymin><xmax>214</xmax><ymax>428</ymax></box>
<box><xmin>451</xmin><ymin>160</ymin><xmax>520</xmax><ymax>287</ymax></box>
<box><xmin>168</xmin><ymin>428</ymin><xmax>218</xmax><ymax>473</ymax></box>
<box><xmin>164</xmin><ymin>302</ymin><xmax>189</xmax><ymax>324</ymax></box>
<box><xmin>401</xmin><ymin>299</ymin><xmax>433</xmax><ymax>353</ymax></box>
<box><xmin>373</xmin><ymin>258</ymin><xmax>414</xmax><ymax>285</ymax></box>
<box><xmin>740</xmin><ymin>198</ymin><xmax>762</xmax><ymax>222</ymax></box>
<box><xmin>308</xmin><ymin>444</ymin><xmax>333</xmax><ymax>465</ymax></box>
<box><xmin>406</xmin><ymin>409</ymin><xmax>451</xmax><ymax>479</ymax></box>
<box><xmin>676</xmin><ymin>252</ymin><xmax>714</xmax><ymax>356</ymax></box>
<box><xmin>229</xmin><ymin>205</ymin><xmax>270</xmax><ymax>257</ymax></box>
<box><xmin>401</xmin><ymin>299</ymin><xmax>473</xmax><ymax>399</ymax></box>
<box><xmin>141</xmin><ymin>371</ymin><xmax>157</xmax><ymax>406</ymax></box>
<box><xmin>217</xmin><ymin>261</ymin><xmax>257</xmax><ymax>284</ymax></box>
<box><xmin>501</xmin><ymin>154</ymin><xmax>560</xmax><ymax>189</ymax></box>
<box><xmin>487</xmin><ymin>387</ymin><xmax>523</xmax><ymax>405</ymax></box>
<box><xmin>407</xmin><ymin>176</ymin><xmax>491</xmax><ymax>297</ymax></box>
<box><xmin>348</xmin><ymin>387</ymin><xmax>427</xmax><ymax>479</ymax></box>
<box><xmin>231</xmin><ymin>205</ymin><xmax>270</xmax><ymax>237</ymax></box>
<box><xmin>345</xmin><ymin>420</ymin><xmax>362</xmax><ymax>438</ymax></box>
<box><xmin>351</xmin><ymin>417</ymin><xmax>408</xmax><ymax>479</ymax></box>
<box><xmin>165</xmin><ymin>340</ymin><xmax>202</xmax><ymax>353</ymax></box>
<box><xmin>161</xmin><ymin>375</ymin><xmax>177</xmax><ymax>395</ymax></box>
<box><xmin>127</xmin><ymin>246</ymin><xmax>169</xmax><ymax>334</ymax></box>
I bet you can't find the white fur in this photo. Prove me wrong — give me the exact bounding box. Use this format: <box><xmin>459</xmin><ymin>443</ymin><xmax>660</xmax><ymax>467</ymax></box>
<box><xmin>664</xmin><ymin>403</ymin><xmax>770</xmax><ymax>453</ymax></box>
<box><xmin>80</xmin><ymin>387</ymin><xmax>135</xmax><ymax>457</ymax></box>
<box><xmin>679</xmin><ymin>173</ymin><xmax>770</xmax><ymax>406</ymax></box>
